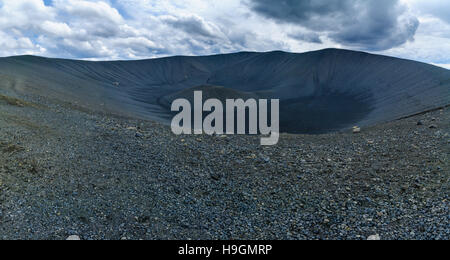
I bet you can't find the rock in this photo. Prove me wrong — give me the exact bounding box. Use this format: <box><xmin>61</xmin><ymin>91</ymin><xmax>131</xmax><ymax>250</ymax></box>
<box><xmin>367</xmin><ymin>234</ymin><xmax>381</xmax><ymax>240</ymax></box>
<box><xmin>247</xmin><ymin>154</ymin><xmax>257</xmax><ymax>159</ymax></box>
<box><xmin>210</xmin><ymin>172</ymin><xmax>222</xmax><ymax>181</ymax></box>
<box><xmin>417</xmin><ymin>121</ymin><xmax>423</xmax><ymax>126</ymax></box>
<box><xmin>429</xmin><ymin>125</ymin><xmax>437</xmax><ymax>129</ymax></box>
<box><xmin>135</xmin><ymin>132</ymin><xmax>143</xmax><ymax>138</ymax></box>
<box><xmin>353</xmin><ymin>126</ymin><xmax>361</xmax><ymax>134</ymax></box>
<box><xmin>66</xmin><ymin>235</ymin><xmax>81</xmax><ymax>240</ymax></box>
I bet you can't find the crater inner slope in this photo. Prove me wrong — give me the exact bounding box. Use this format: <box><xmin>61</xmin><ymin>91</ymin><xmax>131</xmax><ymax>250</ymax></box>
<box><xmin>0</xmin><ymin>49</ymin><xmax>449</xmax><ymax>134</ymax></box>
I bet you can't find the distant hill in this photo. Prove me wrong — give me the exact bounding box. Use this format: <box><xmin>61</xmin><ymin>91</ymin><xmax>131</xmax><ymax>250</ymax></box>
<box><xmin>0</xmin><ymin>49</ymin><xmax>449</xmax><ymax>134</ymax></box>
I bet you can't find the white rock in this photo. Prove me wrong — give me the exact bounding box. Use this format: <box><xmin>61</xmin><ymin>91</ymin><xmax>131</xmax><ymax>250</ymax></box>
<box><xmin>353</xmin><ymin>126</ymin><xmax>361</xmax><ymax>134</ymax></box>
<box><xmin>367</xmin><ymin>234</ymin><xmax>381</xmax><ymax>240</ymax></box>
<box><xmin>66</xmin><ymin>235</ymin><xmax>81</xmax><ymax>241</ymax></box>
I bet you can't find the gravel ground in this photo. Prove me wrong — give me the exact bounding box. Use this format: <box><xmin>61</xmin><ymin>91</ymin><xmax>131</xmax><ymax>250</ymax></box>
<box><xmin>0</xmin><ymin>92</ymin><xmax>448</xmax><ymax>240</ymax></box>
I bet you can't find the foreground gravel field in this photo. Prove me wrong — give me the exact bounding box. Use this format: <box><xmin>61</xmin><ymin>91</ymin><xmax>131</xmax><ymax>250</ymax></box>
<box><xmin>0</xmin><ymin>91</ymin><xmax>448</xmax><ymax>240</ymax></box>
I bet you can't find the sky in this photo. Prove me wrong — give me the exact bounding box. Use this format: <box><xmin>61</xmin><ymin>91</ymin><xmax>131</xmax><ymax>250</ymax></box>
<box><xmin>0</xmin><ymin>0</ymin><xmax>449</xmax><ymax>69</ymax></box>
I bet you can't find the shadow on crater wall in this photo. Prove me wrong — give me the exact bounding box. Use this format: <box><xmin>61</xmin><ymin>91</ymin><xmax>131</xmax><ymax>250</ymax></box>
<box><xmin>279</xmin><ymin>93</ymin><xmax>374</xmax><ymax>134</ymax></box>
<box><xmin>160</xmin><ymin>86</ymin><xmax>374</xmax><ymax>134</ymax></box>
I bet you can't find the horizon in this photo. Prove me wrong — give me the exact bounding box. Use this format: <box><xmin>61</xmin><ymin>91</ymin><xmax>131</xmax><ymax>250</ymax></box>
<box><xmin>0</xmin><ymin>1</ymin><xmax>449</xmax><ymax>69</ymax></box>
<box><xmin>3</xmin><ymin>47</ymin><xmax>450</xmax><ymax>70</ymax></box>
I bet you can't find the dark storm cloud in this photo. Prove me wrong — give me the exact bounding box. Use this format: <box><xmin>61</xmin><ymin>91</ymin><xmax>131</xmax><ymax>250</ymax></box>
<box><xmin>288</xmin><ymin>32</ymin><xmax>322</xmax><ymax>44</ymax></box>
<box><xmin>248</xmin><ymin>0</ymin><xmax>419</xmax><ymax>51</ymax></box>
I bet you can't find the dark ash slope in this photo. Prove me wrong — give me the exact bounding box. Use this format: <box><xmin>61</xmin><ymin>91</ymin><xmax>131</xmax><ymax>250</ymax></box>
<box><xmin>0</xmin><ymin>49</ymin><xmax>449</xmax><ymax>134</ymax></box>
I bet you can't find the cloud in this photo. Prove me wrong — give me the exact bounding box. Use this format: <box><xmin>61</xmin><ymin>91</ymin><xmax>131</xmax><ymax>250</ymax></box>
<box><xmin>40</xmin><ymin>21</ymin><xmax>73</xmax><ymax>37</ymax></box>
<box><xmin>0</xmin><ymin>0</ymin><xmax>54</xmax><ymax>30</ymax></box>
<box><xmin>0</xmin><ymin>0</ymin><xmax>167</xmax><ymax>59</ymax></box>
<box><xmin>407</xmin><ymin>0</ymin><xmax>450</xmax><ymax>24</ymax></box>
<box><xmin>53</xmin><ymin>0</ymin><xmax>125</xmax><ymax>38</ymax></box>
<box><xmin>163</xmin><ymin>14</ymin><xmax>222</xmax><ymax>39</ymax></box>
<box><xmin>248</xmin><ymin>0</ymin><xmax>419</xmax><ymax>51</ymax></box>
<box><xmin>0</xmin><ymin>0</ymin><xmax>270</xmax><ymax>59</ymax></box>
<box><xmin>288</xmin><ymin>32</ymin><xmax>322</xmax><ymax>44</ymax></box>
<box><xmin>54</xmin><ymin>0</ymin><xmax>123</xmax><ymax>24</ymax></box>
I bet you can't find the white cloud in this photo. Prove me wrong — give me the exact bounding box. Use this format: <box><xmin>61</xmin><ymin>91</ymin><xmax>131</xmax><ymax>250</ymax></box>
<box><xmin>55</xmin><ymin>0</ymin><xmax>123</xmax><ymax>23</ymax></box>
<box><xmin>41</xmin><ymin>21</ymin><xmax>73</xmax><ymax>36</ymax></box>
<box><xmin>0</xmin><ymin>0</ymin><xmax>54</xmax><ymax>29</ymax></box>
